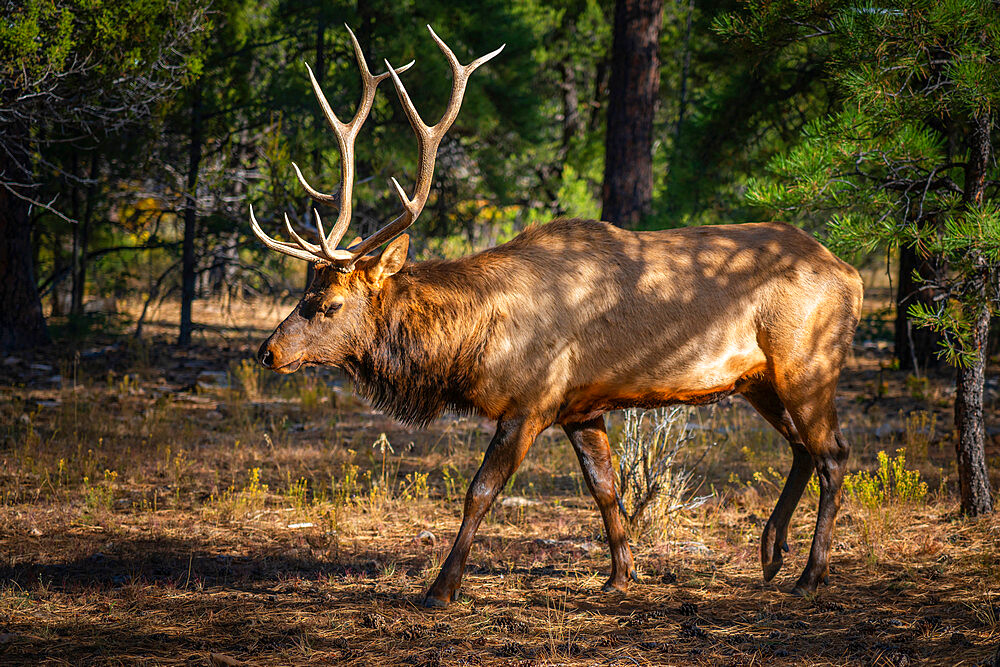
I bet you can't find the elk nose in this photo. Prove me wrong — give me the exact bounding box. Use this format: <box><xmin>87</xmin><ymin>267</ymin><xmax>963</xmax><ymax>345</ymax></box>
<box><xmin>257</xmin><ymin>342</ymin><xmax>275</xmax><ymax>368</ymax></box>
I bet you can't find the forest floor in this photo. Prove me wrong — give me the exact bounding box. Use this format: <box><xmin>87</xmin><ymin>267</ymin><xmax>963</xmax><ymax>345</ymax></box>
<box><xmin>1</xmin><ymin>296</ymin><xmax>999</xmax><ymax>666</ymax></box>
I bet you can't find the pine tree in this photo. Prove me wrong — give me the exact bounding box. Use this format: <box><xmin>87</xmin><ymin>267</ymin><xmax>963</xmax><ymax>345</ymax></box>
<box><xmin>719</xmin><ymin>0</ymin><xmax>999</xmax><ymax>515</ymax></box>
<box><xmin>0</xmin><ymin>0</ymin><xmax>207</xmax><ymax>351</ymax></box>
<box><xmin>602</xmin><ymin>0</ymin><xmax>664</xmax><ymax>227</ymax></box>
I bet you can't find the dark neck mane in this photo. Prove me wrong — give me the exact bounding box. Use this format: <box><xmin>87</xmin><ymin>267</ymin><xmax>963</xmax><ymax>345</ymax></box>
<box><xmin>341</xmin><ymin>259</ymin><xmax>495</xmax><ymax>427</ymax></box>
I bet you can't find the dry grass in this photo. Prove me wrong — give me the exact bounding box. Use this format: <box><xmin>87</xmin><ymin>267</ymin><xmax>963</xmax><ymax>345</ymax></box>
<box><xmin>1</xmin><ymin>298</ymin><xmax>999</xmax><ymax>665</ymax></box>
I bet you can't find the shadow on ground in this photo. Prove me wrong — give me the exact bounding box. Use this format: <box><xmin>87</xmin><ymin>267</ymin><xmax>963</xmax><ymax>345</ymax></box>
<box><xmin>2</xmin><ymin>526</ymin><xmax>997</xmax><ymax>666</ymax></box>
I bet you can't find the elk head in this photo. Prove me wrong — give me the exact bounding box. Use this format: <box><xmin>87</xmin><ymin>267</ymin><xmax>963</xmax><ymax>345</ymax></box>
<box><xmin>251</xmin><ymin>26</ymin><xmax>503</xmax><ymax>373</ymax></box>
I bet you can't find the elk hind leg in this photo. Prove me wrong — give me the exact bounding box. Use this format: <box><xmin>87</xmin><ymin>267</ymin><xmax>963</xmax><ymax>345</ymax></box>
<box><xmin>776</xmin><ymin>381</ymin><xmax>850</xmax><ymax>595</ymax></box>
<box><xmin>741</xmin><ymin>382</ymin><xmax>814</xmax><ymax>582</ymax></box>
<box><xmin>563</xmin><ymin>416</ymin><xmax>638</xmax><ymax>592</ymax></box>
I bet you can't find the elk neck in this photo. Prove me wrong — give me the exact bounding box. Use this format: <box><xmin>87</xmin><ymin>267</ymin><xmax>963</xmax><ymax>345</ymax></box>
<box><xmin>340</xmin><ymin>256</ymin><xmax>501</xmax><ymax>427</ymax></box>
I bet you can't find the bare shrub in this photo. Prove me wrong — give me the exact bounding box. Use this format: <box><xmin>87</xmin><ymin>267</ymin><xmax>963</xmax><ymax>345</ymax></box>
<box><xmin>614</xmin><ymin>407</ymin><xmax>710</xmax><ymax>541</ymax></box>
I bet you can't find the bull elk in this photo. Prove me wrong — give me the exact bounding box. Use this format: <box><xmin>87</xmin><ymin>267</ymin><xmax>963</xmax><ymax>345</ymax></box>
<box><xmin>251</xmin><ymin>26</ymin><xmax>864</xmax><ymax>607</ymax></box>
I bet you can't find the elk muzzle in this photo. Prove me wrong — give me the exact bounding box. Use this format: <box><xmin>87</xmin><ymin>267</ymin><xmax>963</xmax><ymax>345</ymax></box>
<box><xmin>257</xmin><ymin>333</ymin><xmax>304</xmax><ymax>374</ymax></box>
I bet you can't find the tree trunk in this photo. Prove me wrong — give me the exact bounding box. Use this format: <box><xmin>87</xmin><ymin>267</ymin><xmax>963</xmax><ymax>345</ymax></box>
<box><xmin>955</xmin><ymin>297</ymin><xmax>993</xmax><ymax>515</ymax></box>
<box><xmin>71</xmin><ymin>151</ymin><xmax>98</xmax><ymax>316</ymax></box>
<box><xmin>179</xmin><ymin>82</ymin><xmax>203</xmax><ymax>346</ymax></box>
<box><xmin>70</xmin><ymin>150</ymin><xmax>82</xmax><ymax>316</ymax></box>
<box><xmin>673</xmin><ymin>0</ymin><xmax>695</xmax><ymax>148</ymax></box>
<box><xmin>895</xmin><ymin>242</ymin><xmax>942</xmax><ymax>372</ymax></box>
<box><xmin>601</xmin><ymin>0</ymin><xmax>663</xmax><ymax>228</ymax></box>
<box><xmin>560</xmin><ymin>61</ymin><xmax>582</xmax><ymax>157</ymax></box>
<box><xmin>304</xmin><ymin>10</ymin><xmax>332</xmax><ymax>289</ymax></box>
<box><xmin>589</xmin><ymin>55</ymin><xmax>611</xmax><ymax>134</ymax></box>
<box><xmin>49</xmin><ymin>226</ymin><xmax>67</xmax><ymax>317</ymax></box>
<box><xmin>0</xmin><ymin>126</ymin><xmax>50</xmax><ymax>351</ymax></box>
<box><xmin>954</xmin><ymin>109</ymin><xmax>993</xmax><ymax>516</ymax></box>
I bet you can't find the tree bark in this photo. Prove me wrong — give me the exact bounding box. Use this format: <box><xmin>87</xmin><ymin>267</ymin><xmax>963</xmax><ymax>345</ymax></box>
<box><xmin>673</xmin><ymin>0</ymin><xmax>695</xmax><ymax>148</ymax></box>
<box><xmin>895</xmin><ymin>242</ymin><xmax>942</xmax><ymax>372</ymax></box>
<box><xmin>560</xmin><ymin>61</ymin><xmax>582</xmax><ymax>157</ymax></box>
<box><xmin>955</xmin><ymin>296</ymin><xmax>993</xmax><ymax>515</ymax></box>
<box><xmin>0</xmin><ymin>124</ymin><xmax>50</xmax><ymax>351</ymax></box>
<box><xmin>49</xmin><ymin>225</ymin><xmax>67</xmax><ymax>317</ymax></box>
<box><xmin>954</xmin><ymin>109</ymin><xmax>994</xmax><ymax>516</ymax></box>
<box><xmin>178</xmin><ymin>82</ymin><xmax>203</xmax><ymax>346</ymax></box>
<box><xmin>304</xmin><ymin>8</ymin><xmax>331</xmax><ymax>289</ymax></box>
<box><xmin>70</xmin><ymin>150</ymin><xmax>82</xmax><ymax>316</ymax></box>
<box><xmin>71</xmin><ymin>151</ymin><xmax>98</xmax><ymax>316</ymax></box>
<box><xmin>601</xmin><ymin>0</ymin><xmax>663</xmax><ymax>228</ymax></box>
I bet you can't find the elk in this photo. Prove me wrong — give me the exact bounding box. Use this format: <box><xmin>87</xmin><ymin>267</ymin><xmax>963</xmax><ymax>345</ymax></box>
<box><xmin>251</xmin><ymin>26</ymin><xmax>864</xmax><ymax>607</ymax></box>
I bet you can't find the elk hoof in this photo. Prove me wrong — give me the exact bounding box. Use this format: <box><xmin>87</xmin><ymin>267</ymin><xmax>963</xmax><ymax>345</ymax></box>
<box><xmin>422</xmin><ymin>586</ymin><xmax>459</xmax><ymax>608</ymax></box>
<box><xmin>790</xmin><ymin>572</ymin><xmax>821</xmax><ymax>596</ymax></box>
<box><xmin>423</xmin><ymin>594</ymin><xmax>449</xmax><ymax>608</ymax></box>
<box><xmin>760</xmin><ymin>526</ymin><xmax>786</xmax><ymax>582</ymax></box>
<box><xmin>761</xmin><ymin>551</ymin><xmax>784</xmax><ymax>582</ymax></box>
<box><xmin>601</xmin><ymin>573</ymin><xmax>634</xmax><ymax>593</ymax></box>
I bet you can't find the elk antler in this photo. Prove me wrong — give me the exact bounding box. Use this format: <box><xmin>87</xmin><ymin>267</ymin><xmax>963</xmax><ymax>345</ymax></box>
<box><xmin>346</xmin><ymin>26</ymin><xmax>505</xmax><ymax>263</ymax></box>
<box><xmin>249</xmin><ymin>25</ymin><xmax>414</xmax><ymax>264</ymax></box>
<box><xmin>249</xmin><ymin>25</ymin><xmax>504</xmax><ymax>270</ymax></box>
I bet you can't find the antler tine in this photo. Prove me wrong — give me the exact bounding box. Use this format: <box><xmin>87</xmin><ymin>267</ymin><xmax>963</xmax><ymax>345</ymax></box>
<box><xmin>347</xmin><ymin>26</ymin><xmax>504</xmax><ymax>263</ymax></box>
<box><xmin>425</xmin><ymin>25</ymin><xmax>505</xmax><ymax>129</ymax></box>
<box><xmin>299</xmin><ymin>29</ymin><xmax>414</xmax><ymax>252</ymax></box>
<box><xmin>345</xmin><ymin>25</ymin><xmax>416</xmax><ymax>96</ymax></box>
<box><xmin>313</xmin><ymin>208</ymin><xmax>353</xmax><ymax>261</ymax></box>
<box><xmin>291</xmin><ymin>162</ymin><xmax>339</xmax><ymax>207</ymax></box>
<box><xmin>249</xmin><ymin>205</ymin><xmax>323</xmax><ymax>263</ymax></box>
<box><xmin>283</xmin><ymin>213</ymin><xmax>321</xmax><ymax>253</ymax></box>
<box><xmin>252</xmin><ymin>27</ymin><xmax>413</xmax><ymax>264</ymax></box>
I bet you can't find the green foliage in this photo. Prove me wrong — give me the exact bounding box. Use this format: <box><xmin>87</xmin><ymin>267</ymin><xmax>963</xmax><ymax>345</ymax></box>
<box><xmin>721</xmin><ymin>0</ymin><xmax>1000</xmax><ymax>368</ymax></box>
<box><xmin>840</xmin><ymin>449</ymin><xmax>928</xmax><ymax>559</ymax></box>
<box><xmin>0</xmin><ymin>1</ymin><xmax>75</xmax><ymax>79</ymax></box>
<box><xmin>0</xmin><ymin>0</ymin><xmax>206</xmax><ymax>86</ymax></box>
<box><xmin>2</xmin><ymin>0</ymin><xmax>209</xmax><ymax>337</ymax></box>
<box><xmin>660</xmin><ymin>1</ymin><xmax>835</xmax><ymax>227</ymax></box>
<box><xmin>82</xmin><ymin>468</ymin><xmax>118</xmax><ymax>513</ymax></box>
<box><xmin>286</xmin><ymin>476</ymin><xmax>310</xmax><ymax>512</ymax></box>
<box><xmin>210</xmin><ymin>467</ymin><xmax>270</xmax><ymax>521</ymax></box>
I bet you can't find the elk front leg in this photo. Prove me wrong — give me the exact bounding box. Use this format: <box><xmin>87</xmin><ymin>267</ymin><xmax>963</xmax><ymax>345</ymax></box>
<box><xmin>563</xmin><ymin>416</ymin><xmax>637</xmax><ymax>593</ymax></box>
<box><xmin>424</xmin><ymin>416</ymin><xmax>541</xmax><ymax>607</ymax></box>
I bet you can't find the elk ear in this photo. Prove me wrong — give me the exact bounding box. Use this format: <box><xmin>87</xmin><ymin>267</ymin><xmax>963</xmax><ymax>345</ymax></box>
<box><xmin>364</xmin><ymin>234</ymin><xmax>409</xmax><ymax>287</ymax></box>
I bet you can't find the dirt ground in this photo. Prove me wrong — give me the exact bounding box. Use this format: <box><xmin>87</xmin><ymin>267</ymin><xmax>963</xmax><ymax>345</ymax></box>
<box><xmin>1</xmin><ymin>297</ymin><xmax>999</xmax><ymax>666</ymax></box>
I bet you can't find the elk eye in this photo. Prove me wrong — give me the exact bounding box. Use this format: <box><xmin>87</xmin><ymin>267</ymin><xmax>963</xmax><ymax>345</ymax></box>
<box><xmin>325</xmin><ymin>301</ymin><xmax>343</xmax><ymax>315</ymax></box>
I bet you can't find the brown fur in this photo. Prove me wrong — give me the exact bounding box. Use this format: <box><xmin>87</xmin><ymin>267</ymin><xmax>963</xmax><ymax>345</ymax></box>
<box><xmin>258</xmin><ymin>218</ymin><xmax>864</xmax><ymax>605</ymax></box>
